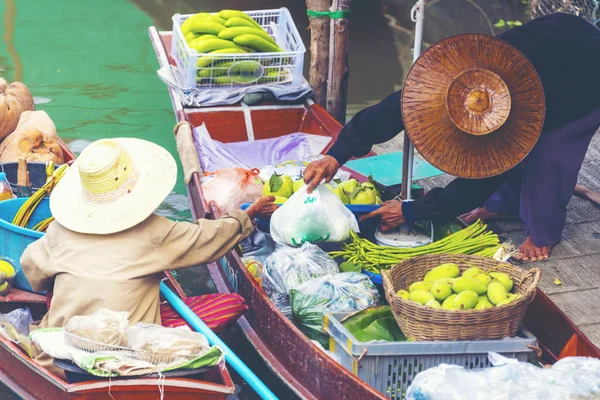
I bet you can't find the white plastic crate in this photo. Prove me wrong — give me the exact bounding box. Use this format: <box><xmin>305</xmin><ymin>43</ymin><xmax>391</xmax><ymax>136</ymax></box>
<box><xmin>324</xmin><ymin>312</ymin><xmax>538</xmax><ymax>400</ymax></box>
<box><xmin>171</xmin><ymin>8</ymin><xmax>306</xmax><ymax>90</ymax></box>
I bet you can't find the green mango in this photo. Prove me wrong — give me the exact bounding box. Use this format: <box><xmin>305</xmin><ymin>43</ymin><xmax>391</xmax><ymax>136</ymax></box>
<box><xmin>488</xmin><ymin>272</ymin><xmax>514</xmax><ymax>292</ymax></box>
<box><xmin>475</xmin><ymin>298</ymin><xmax>494</xmax><ymax>310</ymax></box>
<box><xmin>454</xmin><ymin>290</ymin><xmax>478</xmax><ymax>310</ymax></box>
<box><xmin>496</xmin><ymin>293</ymin><xmax>521</xmax><ymax>307</ymax></box>
<box><xmin>396</xmin><ymin>290</ymin><xmax>410</xmax><ymax>300</ymax></box>
<box><xmin>409</xmin><ymin>281</ymin><xmax>433</xmax><ymax>293</ymax></box>
<box><xmin>462</xmin><ymin>267</ymin><xmax>483</xmax><ymax>279</ymax></box>
<box><xmin>409</xmin><ymin>290</ymin><xmax>435</xmax><ymax>305</ymax></box>
<box><xmin>452</xmin><ymin>277</ymin><xmax>488</xmax><ymax>295</ymax></box>
<box><xmin>487</xmin><ymin>281</ymin><xmax>509</xmax><ymax>305</ymax></box>
<box><xmin>442</xmin><ymin>294</ymin><xmax>458</xmax><ymax>310</ymax></box>
<box><xmin>430</xmin><ymin>280</ymin><xmax>453</xmax><ymax>302</ymax></box>
<box><xmin>423</xmin><ymin>263</ymin><xmax>460</xmax><ymax>282</ymax></box>
<box><xmin>475</xmin><ymin>274</ymin><xmax>492</xmax><ymax>287</ymax></box>
<box><xmin>425</xmin><ymin>299</ymin><xmax>442</xmax><ymax>309</ymax></box>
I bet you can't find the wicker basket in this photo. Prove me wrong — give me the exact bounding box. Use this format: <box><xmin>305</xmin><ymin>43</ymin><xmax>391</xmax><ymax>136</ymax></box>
<box><xmin>382</xmin><ymin>254</ymin><xmax>540</xmax><ymax>341</ymax></box>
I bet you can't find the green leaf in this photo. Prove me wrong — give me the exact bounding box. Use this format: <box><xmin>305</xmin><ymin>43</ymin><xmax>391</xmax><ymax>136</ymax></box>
<box><xmin>343</xmin><ymin>306</ymin><xmax>406</xmax><ymax>342</ymax></box>
<box><xmin>340</xmin><ymin>261</ymin><xmax>361</xmax><ymax>273</ymax></box>
<box><xmin>269</xmin><ymin>174</ymin><xmax>283</xmax><ymax>192</ymax></box>
<box><xmin>349</xmin><ymin>186</ymin><xmax>363</xmax><ymax>200</ymax></box>
<box><xmin>494</xmin><ymin>19</ymin><xmax>506</xmax><ymax>28</ymax></box>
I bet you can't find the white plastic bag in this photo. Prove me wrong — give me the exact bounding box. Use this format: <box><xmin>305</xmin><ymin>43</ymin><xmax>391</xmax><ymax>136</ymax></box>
<box><xmin>262</xmin><ymin>243</ymin><xmax>339</xmax><ymax>318</ymax></box>
<box><xmin>201</xmin><ymin>167</ymin><xmax>264</xmax><ymax>214</ymax></box>
<box><xmin>64</xmin><ymin>308</ymin><xmax>129</xmax><ymax>347</ymax></box>
<box><xmin>406</xmin><ymin>353</ymin><xmax>600</xmax><ymax>400</ymax></box>
<box><xmin>270</xmin><ymin>185</ymin><xmax>359</xmax><ymax>246</ymax></box>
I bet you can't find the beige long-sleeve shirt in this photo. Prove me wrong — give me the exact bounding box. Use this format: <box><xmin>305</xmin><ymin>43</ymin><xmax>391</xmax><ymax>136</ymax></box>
<box><xmin>20</xmin><ymin>210</ymin><xmax>253</xmax><ymax>378</ymax></box>
<box><xmin>22</xmin><ymin>210</ymin><xmax>253</xmax><ymax>329</ymax></box>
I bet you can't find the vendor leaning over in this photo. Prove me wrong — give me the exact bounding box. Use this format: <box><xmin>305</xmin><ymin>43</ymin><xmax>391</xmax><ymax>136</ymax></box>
<box><xmin>20</xmin><ymin>136</ymin><xmax>277</xmax><ymax>378</ymax></box>
<box><xmin>304</xmin><ymin>13</ymin><xmax>600</xmax><ymax>262</ymax></box>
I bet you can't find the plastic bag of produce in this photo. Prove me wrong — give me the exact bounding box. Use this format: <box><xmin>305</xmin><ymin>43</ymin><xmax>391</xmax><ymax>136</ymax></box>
<box><xmin>262</xmin><ymin>243</ymin><xmax>339</xmax><ymax>319</ymax></box>
<box><xmin>406</xmin><ymin>353</ymin><xmax>600</xmax><ymax>400</ymax></box>
<box><xmin>270</xmin><ymin>185</ymin><xmax>360</xmax><ymax>246</ymax></box>
<box><xmin>201</xmin><ymin>167</ymin><xmax>264</xmax><ymax>214</ymax></box>
<box><xmin>290</xmin><ymin>272</ymin><xmax>379</xmax><ymax>346</ymax></box>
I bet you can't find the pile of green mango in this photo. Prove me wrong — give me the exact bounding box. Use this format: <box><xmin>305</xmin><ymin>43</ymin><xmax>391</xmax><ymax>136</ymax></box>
<box><xmin>180</xmin><ymin>10</ymin><xmax>289</xmax><ymax>85</ymax></box>
<box><xmin>262</xmin><ymin>175</ymin><xmax>382</xmax><ymax>205</ymax></box>
<box><xmin>396</xmin><ymin>263</ymin><xmax>521</xmax><ymax>311</ymax></box>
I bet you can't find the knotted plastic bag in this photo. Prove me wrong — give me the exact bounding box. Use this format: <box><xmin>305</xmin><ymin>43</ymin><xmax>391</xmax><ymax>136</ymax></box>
<box><xmin>262</xmin><ymin>243</ymin><xmax>339</xmax><ymax>319</ymax></box>
<box><xmin>201</xmin><ymin>167</ymin><xmax>264</xmax><ymax>214</ymax></box>
<box><xmin>270</xmin><ymin>185</ymin><xmax>359</xmax><ymax>246</ymax></box>
<box><xmin>290</xmin><ymin>272</ymin><xmax>379</xmax><ymax>346</ymax></box>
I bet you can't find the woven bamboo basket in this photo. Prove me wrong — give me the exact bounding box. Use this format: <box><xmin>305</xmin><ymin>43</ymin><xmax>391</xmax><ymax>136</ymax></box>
<box><xmin>382</xmin><ymin>254</ymin><xmax>541</xmax><ymax>341</ymax></box>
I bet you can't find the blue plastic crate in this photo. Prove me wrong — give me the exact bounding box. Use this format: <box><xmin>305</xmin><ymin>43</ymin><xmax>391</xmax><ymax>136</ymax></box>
<box><xmin>0</xmin><ymin>197</ymin><xmax>50</xmax><ymax>293</ymax></box>
<box><xmin>324</xmin><ymin>312</ymin><xmax>537</xmax><ymax>399</ymax></box>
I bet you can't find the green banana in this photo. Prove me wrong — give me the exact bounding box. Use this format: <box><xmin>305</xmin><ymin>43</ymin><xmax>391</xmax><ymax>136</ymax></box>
<box><xmin>188</xmin><ymin>34</ymin><xmax>219</xmax><ymax>47</ymax></box>
<box><xmin>189</xmin><ymin>19</ymin><xmax>226</xmax><ymax>35</ymax></box>
<box><xmin>218</xmin><ymin>10</ymin><xmax>262</xmax><ymax>29</ymax></box>
<box><xmin>196</xmin><ymin>48</ymin><xmax>248</xmax><ymax>68</ymax></box>
<box><xmin>218</xmin><ymin>27</ymin><xmax>276</xmax><ymax>45</ymax></box>
<box><xmin>233</xmin><ymin>34</ymin><xmax>283</xmax><ymax>52</ymax></box>
<box><xmin>190</xmin><ymin>38</ymin><xmax>245</xmax><ymax>53</ymax></box>
<box><xmin>185</xmin><ymin>32</ymin><xmax>202</xmax><ymax>42</ymax></box>
<box><xmin>224</xmin><ymin>17</ymin><xmax>258</xmax><ymax>28</ymax></box>
<box><xmin>181</xmin><ymin>13</ymin><xmax>212</xmax><ymax>35</ymax></box>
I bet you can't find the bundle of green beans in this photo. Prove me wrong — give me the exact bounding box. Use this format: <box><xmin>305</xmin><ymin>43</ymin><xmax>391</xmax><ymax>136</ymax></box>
<box><xmin>329</xmin><ymin>220</ymin><xmax>501</xmax><ymax>273</ymax></box>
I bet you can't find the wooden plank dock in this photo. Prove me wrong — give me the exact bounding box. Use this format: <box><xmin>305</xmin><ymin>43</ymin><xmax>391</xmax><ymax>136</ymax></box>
<box><xmin>379</xmin><ymin>128</ymin><xmax>600</xmax><ymax>348</ymax></box>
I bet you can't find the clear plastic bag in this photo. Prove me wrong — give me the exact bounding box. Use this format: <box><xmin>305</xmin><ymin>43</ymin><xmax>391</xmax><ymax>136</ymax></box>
<box><xmin>262</xmin><ymin>243</ymin><xmax>339</xmax><ymax>319</ymax></box>
<box><xmin>128</xmin><ymin>323</ymin><xmax>209</xmax><ymax>358</ymax></box>
<box><xmin>290</xmin><ymin>272</ymin><xmax>379</xmax><ymax>346</ymax></box>
<box><xmin>270</xmin><ymin>185</ymin><xmax>360</xmax><ymax>246</ymax></box>
<box><xmin>201</xmin><ymin>167</ymin><xmax>264</xmax><ymax>214</ymax></box>
<box><xmin>64</xmin><ymin>308</ymin><xmax>129</xmax><ymax>347</ymax></box>
<box><xmin>0</xmin><ymin>307</ymin><xmax>33</xmax><ymax>336</ymax></box>
<box><xmin>406</xmin><ymin>353</ymin><xmax>600</xmax><ymax>400</ymax></box>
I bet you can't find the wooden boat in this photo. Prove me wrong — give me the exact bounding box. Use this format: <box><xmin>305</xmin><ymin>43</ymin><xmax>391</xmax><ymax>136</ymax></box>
<box><xmin>0</xmin><ymin>140</ymin><xmax>236</xmax><ymax>399</ymax></box>
<box><xmin>149</xmin><ymin>26</ymin><xmax>600</xmax><ymax>400</ymax></box>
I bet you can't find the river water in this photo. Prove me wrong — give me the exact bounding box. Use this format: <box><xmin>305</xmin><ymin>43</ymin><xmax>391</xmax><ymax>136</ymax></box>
<box><xmin>0</xmin><ymin>0</ymin><xmax>528</xmax><ymax>398</ymax></box>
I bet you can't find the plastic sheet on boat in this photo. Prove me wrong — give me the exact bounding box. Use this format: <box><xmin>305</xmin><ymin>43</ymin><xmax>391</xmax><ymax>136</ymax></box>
<box><xmin>406</xmin><ymin>353</ymin><xmax>600</xmax><ymax>400</ymax></box>
<box><xmin>194</xmin><ymin>123</ymin><xmax>332</xmax><ymax>172</ymax></box>
<box><xmin>290</xmin><ymin>272</ymin><xmax>379</xmax><ymax>346</ymax></box>
<box><xmin>262</xmin><ymin>243</ymin><xmax>339</xmax><ymax>319</ymax></box>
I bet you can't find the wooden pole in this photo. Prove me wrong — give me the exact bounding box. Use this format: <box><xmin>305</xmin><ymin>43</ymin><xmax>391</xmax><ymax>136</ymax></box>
<box><xmin>306</xmin><ymin>0</ymin><xmax>331</xmax><ymax>108</ymax></box>
<box><xmin>326</xmin><ymin>0</ymin><xmax>352</xmax><ymax>124</ymax></box>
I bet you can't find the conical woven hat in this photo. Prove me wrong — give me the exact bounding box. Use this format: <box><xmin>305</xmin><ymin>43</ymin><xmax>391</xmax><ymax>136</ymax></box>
<box><xmin>401</xmin><ymin>33</ymin><xmax>545</xmax><ymax>178</ymax></box>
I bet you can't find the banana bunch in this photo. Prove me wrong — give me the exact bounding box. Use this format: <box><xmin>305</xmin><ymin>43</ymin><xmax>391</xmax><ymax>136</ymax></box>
<box><xmin>12</xmin><ymin>163</ymin><xmax>68</xmax><ymax>228</ymax></box>
<box><xmin>31</xmin><ymin>216</ymin><xmax>54</xmax><ymax>232</ymax></box>
<box><xmin>181</xmin><ymin>10</ymin><xmax>289</xmax><ymax>86</ymax></box>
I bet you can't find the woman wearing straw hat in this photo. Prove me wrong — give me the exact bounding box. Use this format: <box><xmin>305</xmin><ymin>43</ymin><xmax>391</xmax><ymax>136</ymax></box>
<box><xmin>20</xmin><ymin>137</ymin><xmax>277</xmax><ymax>377</ymax></box>
<box><xmin>303</xmin><ymin>13</ymin><xmax>600</xmax><ymax>261</ymax></box>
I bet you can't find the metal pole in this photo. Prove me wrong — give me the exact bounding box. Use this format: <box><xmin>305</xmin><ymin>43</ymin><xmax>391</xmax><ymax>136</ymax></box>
<box><xmin>405</xmin><ymin>0</ymin><xmax>426</xmax><ymax>200</ymax></box>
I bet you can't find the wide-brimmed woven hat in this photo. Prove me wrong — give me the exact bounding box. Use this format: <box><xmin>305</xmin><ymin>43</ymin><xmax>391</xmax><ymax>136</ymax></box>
<box><xmin>401</xmin><ymin>33</ymin><xmax>546</xmax><ymax>178</ymax></box>
<box><xmin>50</xmin><ymin>138</ymin><xmax>177</xmax><ymax>234</ymax></box>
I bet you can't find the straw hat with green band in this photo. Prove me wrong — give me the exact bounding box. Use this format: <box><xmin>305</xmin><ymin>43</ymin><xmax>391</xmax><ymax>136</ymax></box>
<box><xmin>401</xmin><ymin>33</ymin><xmax>546</xmax><ymax>179</ymax></box>
<box><xmin>50</xmin><ymin>138</ymin><xmax>177</xmax><ymax>235</ymax></box>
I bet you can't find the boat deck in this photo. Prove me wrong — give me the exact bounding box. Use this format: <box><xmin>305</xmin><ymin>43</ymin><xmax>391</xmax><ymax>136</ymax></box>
<box><xmin>407</xmin><ymin>129</ymin><xmax>600</xmax><ymax>349</ymax></box>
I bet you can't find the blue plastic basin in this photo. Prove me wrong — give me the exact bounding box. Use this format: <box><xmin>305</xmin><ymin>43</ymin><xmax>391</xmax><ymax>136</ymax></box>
<box><xmin>0</xmin><ymin>197</ymin><xmax>50</xmax><ymax>293</ymax></box>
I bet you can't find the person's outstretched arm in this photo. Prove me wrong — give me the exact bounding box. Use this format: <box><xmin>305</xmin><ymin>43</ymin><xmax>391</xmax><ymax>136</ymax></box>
<box><xmin>304</xmin><ymin>90</ymin><xmax>405</xmax><ymax>192</ymax></box>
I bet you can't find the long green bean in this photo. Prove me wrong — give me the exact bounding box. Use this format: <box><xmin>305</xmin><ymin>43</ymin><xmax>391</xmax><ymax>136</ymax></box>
<box><xmin>330</xmin><ymin>220</ymin><xmax>502</xmax><ymax>273</ymax></box>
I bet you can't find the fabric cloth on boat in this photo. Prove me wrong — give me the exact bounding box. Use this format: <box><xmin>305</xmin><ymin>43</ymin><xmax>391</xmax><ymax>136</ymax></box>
<box><xmin>21</xmin><ymin>210</ymin><xmax>253</xmax><ymax>379</ymax></box>
<box><xmin>157</xmin><ymin>64</ymin><xmax>313</xmax><ymax>107</ymax></box>
<box><xmin>325</xmin><ymin>13</ymin><xmax>600</xmax><ymax>248</ymax></box>
<box><xmin>160</xmin><ymin>293</ymin><xmax>248</xmax><ymax>333</ymax></box>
